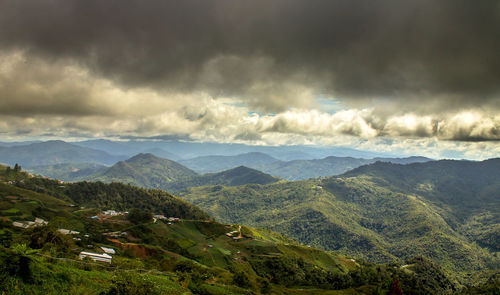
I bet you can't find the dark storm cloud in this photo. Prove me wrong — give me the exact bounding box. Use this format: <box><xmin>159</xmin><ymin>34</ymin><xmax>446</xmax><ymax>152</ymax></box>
<box><xmin>0</xmin><ymin>0</ymin><xmax>499</xmax><ymax>112</ymax></box>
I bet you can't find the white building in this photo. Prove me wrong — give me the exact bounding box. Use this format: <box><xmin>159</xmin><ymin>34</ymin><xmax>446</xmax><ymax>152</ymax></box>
<box><xmin>100</xmin><ymin>246</ymin><xmax>116</xmax><ymax>254</ymax></box>
<box><xmin>58</xmin><ymin>229</ymin><xmax>80</xmax><ymax>235</ymax></box>
<box><xmin>12</xmin><ymin>218</ymin><xmax>48</xmax><ymax>229</ymax></box>
<box><xmin>79</xmin><ymin>251</ymin><xmax>112</xmax><ymax>263</ymax></box>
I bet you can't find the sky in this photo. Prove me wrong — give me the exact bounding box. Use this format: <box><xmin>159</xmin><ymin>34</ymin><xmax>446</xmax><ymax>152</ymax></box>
<box><xmin>0</xmin><ymin>0</ymin><xmax>499</xmax><ymax>159</ymax></box>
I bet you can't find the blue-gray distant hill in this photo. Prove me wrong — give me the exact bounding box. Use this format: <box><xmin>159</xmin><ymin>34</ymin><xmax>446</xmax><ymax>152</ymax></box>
<box><xmin>0</xmin><ymin>140</ymin><xmax>124</xmax><ymax>167</ymax></box>
<box><xmin>179</xmin><ymin>152</ymin><xmax>279</xmax><ymax>173</ymax></box>
<box><xmin>27</xmin><ymin>162</ymin><xmax>108</xmax><ymax>182</ymax></box>
<box><xmin>181</xmin><ymin>153</ymin><xmax>432</xmax><ymax>180</ymax></box>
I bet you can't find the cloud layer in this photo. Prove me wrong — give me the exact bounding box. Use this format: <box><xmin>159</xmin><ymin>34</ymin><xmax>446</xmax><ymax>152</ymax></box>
<box><xmin>0</xmin><ymin>1</ymin><xmax>499</xmax><ymax>159</ymax></box>
<box><xmin>1</xmin><ymin>0</ymin><xmax>499</xmax><ymax>112</ymax></box>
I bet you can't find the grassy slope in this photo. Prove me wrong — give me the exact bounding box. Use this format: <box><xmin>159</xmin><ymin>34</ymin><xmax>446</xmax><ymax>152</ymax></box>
<box><xmin>0</xmin><ymin>175</ymin><xmax>397</xmax><ymax>294</ymax></box>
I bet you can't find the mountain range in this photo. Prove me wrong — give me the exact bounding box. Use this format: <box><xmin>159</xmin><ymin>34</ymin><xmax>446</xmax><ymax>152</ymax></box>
<box><xmin>1</xmin><ymin>149</ymin><xmax>499</xmax><ymax>292</ymax></box>
<box><xmin>72</xmin><ymin>139</ymin><xmax>395</xmax><ymax>160</ymax></box>
<box><xmin>180</xmin><ymin>153</ymin><xmax>432</xmax><ymax>180</ymax></box>
<box><xmin>180</xmin><ymin>159</ymin><xmax>500</xmax><ymax>276</ymax></box>
<box><xmin>78</xmin><ymin>153</ymin><xmax>279</xmax><ymax>192</ymax></box>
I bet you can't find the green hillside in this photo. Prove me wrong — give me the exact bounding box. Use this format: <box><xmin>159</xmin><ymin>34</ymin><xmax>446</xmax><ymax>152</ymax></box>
<box><xmin>180</xmin><ymin>159</ymin><xmax>500</xmax><ymax>278</ymax></box>
<box><xmin>69</xmin><ymin>154</ymin><xmax>281</xmax><ymax>193</ymax></box>
<box><xmin>0</xmin><ymin>168</ymin><xmax>461</xmax><ymax>294</ymax></box>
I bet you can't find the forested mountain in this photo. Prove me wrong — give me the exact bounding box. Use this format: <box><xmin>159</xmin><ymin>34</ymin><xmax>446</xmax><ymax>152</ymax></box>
<box><xmin>165</xmin><ymin>166</ymin><xmax>280</xmax><ymax>193</ymax></box>
<box><xmin>0</xmin><ymin>140</ymin><xmax>124</xmax><ymax>167</ymax></box>
<box><xmin>38</xmin><ymin>154</ymin><xmax>281</xmax><ymax>192</ymax></box>
<box><xmin>89</xmin><ymin>153</ymin><xmax>197</xmax><ymax>188</ymax></box>
<box><xmin>180</xmin><ymin>159</ymin><xmax>500</xmax><ymax>276</ymax></box>
<box><xmin>179</xmin><ymin>152</ymin><xmax>279</xmax><ymax>173</ymax></box>
<box><xmin>0</xmin><ymin>165</ymin><xmax>468</xmax><ymax>295</ymax></box>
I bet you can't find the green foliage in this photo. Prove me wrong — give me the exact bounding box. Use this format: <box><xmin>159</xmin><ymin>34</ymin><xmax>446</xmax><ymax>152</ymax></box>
<box><xmin>0</xmin><ymin>164</ymin><xmax>31</xmax><ymax>182</ymax></box>
<box><xmin>103</xmin><ymin>273</ymin><xmax>161</xmax><ymax>295</ymax></box>
<box><xmin>0</xmin><ymin>244</ymin><xmax>35</xmax><ymax>284</ymax></box>
<box><xmin>127</xmin><ymin>208</ymin><xmax>153</xmax><ymax>224</ymax></box>
<box><xmin>26</xmin><ymin>226</ymin><xmax>74</xmax><ymax>252</ymax></box>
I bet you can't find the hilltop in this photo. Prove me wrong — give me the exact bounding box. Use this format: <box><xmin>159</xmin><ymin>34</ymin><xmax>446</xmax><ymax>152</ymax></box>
<box><xmin>89</xmin><ymin>153</ymin><xmax>198</xmax><ymax>188</ymax></box>
<box><xmin>165</xmin><ymin>166</ymin><xmax>280</xmax><ymax>193</ymax></box>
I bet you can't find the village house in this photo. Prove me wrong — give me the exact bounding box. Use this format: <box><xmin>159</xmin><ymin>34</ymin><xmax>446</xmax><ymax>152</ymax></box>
<box><xmin>100</xmin><ymin>246</ymin><xmax>116</xmax><ymax>254</ymax></box>
<box><xmin>57</xmin><ymin>229</ymin><xmax>80</xmax><ymax>235</ymax></box>
<box><xmin>79</xmin><ymin>251</ymin><xmax>112</xmax><ymax>263</ymax></box>
<box><xmin>102</xmin><ymin>210</ymin><xmax>119</xmax><ymax>216</ymax></box>
<box><xmin>12</xmin><ymin>217</ymin><xmax>48</xmax><ymax>229</ymax></box>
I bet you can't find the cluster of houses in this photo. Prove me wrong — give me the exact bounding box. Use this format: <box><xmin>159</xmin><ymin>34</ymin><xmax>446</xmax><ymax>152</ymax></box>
<box><xmin>226</xmin><ymin>226</ymin><xmax>243</xmax><ymax>240</ymax></box>
<box><xmin>102</xmin><ymin>231</ymin><xmax>128</xmax><ymax>238</ymax></box>
<box><xmin>9</xmin><ymin>208</ymin><xmax>183</xmax><ymax>265</ymax></box>
<box><xmin>153</xmin><ymin>214</ymin><xmax>180</xmax><ymax>225</ymax></box>
<box><xmin>101</xmin><ymin>210</ymin><xmax>127</xmax><ymax>216</ymax></box>
<box><xmin>12</xmin><ymin>217</ymin><xmax>48</xmax><ymax>228</ymax></box>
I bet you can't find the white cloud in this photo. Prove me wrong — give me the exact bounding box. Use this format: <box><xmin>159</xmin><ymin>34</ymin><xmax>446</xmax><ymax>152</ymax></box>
<box><xmin>0</xmin><ymin>50</ymin><xmax>499</xmax><ymax>160</ymax></box>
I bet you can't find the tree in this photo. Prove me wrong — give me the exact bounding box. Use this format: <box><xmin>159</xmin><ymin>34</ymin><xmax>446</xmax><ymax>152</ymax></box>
<box><xmin>6</xmin><ymin>166</ymin><xmax>11</xmax><ymax>174</ymax></box>
<box><xmin>13</xmin><ymin>163</ymin><xmax>21</xmax><ymax>172</ymax></box>
<box><xmin>232</xmin><ymin>271</ymin><xmax>251</xmax><ymax>289</ymax></box>
<box><xmin>127</xmin><ymin>208</ymin><xmax>153</xmax><ymax>224</ymax></box>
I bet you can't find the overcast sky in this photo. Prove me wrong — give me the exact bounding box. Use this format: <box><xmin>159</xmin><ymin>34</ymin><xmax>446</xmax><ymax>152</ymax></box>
<box><xmin>0</xmin><ymin>0</ymin><xmax>499</xmax><ymax>159</ymax></box>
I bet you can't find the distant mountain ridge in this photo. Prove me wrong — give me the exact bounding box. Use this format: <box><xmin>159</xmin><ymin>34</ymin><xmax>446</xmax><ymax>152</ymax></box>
<box><xmin>179</xmin><ymin>152</ymin><xmax>279</xmax><ymax>173</ymax></box>
<box><xmin>0</xmin><ymin>140</ymin><xmax>124</xmax><ymax>167</ymax></box>
<box><xmin>27</xmin><ymin>163</ymin><xmax>108</xmax><ymax>181</ymax></box>
<box><xmin>180</xmin><ymin>153</ymin><xmax>433</xmax><ymax>180</ymax></box>
<box><xmin>73</xmin><ymin>139</ymin><xmax>394</xmax><ymax>160</ymax></box>
<box><xmin>84</xmin><ymin>153</ymin><xmax>279</xmax><ymax>192</ymax></box>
